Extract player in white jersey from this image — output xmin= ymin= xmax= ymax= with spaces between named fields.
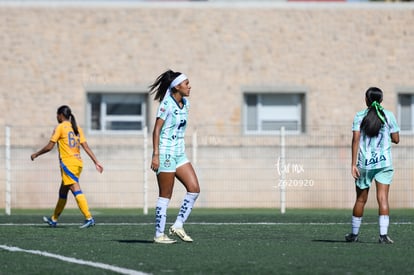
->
xmin=345 ymin=87 xmax=399 ymax=244
xmin=149 ymin=70 xmax=200 ymax=244
xmin=157 ymin=92 xmax=188 ymax=158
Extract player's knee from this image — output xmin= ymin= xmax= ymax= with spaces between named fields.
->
xmin=356 ymin=197 xmax=368 ymax=204
xmin=188 ymin=182 xmax=200 ymax=193
xmin=377 ymin=195 xmax=388 ymax=206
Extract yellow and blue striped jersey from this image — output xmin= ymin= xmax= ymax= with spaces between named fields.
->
xmin=50 ymin=121 xmax=86 ymax=167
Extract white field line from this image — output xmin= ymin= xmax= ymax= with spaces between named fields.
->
xmin=0 ymin=222 xmax=413 ymax=226
xmin=0 ymin=245 xmax=150 ymax=275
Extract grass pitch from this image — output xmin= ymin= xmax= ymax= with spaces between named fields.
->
xmin=1 ymin=208 xmax=414 ymax=274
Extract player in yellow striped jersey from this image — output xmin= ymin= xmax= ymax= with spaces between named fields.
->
xmin=31 ymin=105 xmax=103 ymax=228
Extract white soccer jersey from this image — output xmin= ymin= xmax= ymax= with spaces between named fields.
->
xmin=352 ymin=108 xmax=400 ymax=169
xmin=156 ymin=94 xmax=189 ymax=155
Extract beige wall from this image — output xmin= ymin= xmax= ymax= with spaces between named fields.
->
xmin=2 ymin=3 xmax=414 ymax=143
xmin=1 ymin=2 xmax=414 ymax=209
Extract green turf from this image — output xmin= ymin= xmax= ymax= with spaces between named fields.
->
xmin=1 ymin=208 xmax=414 ymax=274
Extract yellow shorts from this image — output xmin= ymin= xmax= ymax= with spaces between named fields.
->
xmin=60 ymin=160 xmax=83 ymax=185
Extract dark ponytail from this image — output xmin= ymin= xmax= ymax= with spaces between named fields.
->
xmin=149 ymin=69 xmax=182 ymax=102
xmin=360 ymin=87 xmax=387 ymax=137
xmin=57 ymin=105 xmax=79 ymax=136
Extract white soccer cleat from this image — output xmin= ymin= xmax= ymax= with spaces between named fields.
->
xmin=154 ymin=234 xmax=177 ymax=244
xmin=169 ymin=226 xmax=193 ymax=242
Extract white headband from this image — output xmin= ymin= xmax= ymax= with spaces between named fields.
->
xmin=163 ymin=74 xmax=188 ymax=100
xmin=169 ymin=74 xmax=188 ymax=89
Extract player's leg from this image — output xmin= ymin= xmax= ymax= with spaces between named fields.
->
xmin=170 ymin=162 xmax=200 ymax=242
xmin=43 ymin=182 xmax=69 ymax=227
xmin=376 ymin=180 xmax=393 ymax=243
xmin=154 ymin=172 xmax=176 ymax=243
xmin=53 ymin=183 xmax=70 ymax=220
xmin=69 ymin=182 xmax=91 ymax=219
xmin=375 ymin=167 xmax=394 ymax=244
xmin=176 ymin=162 xmax=200 ymax=194
xmin=346 ymin=186 xmax=369 ymax=242
xmin=346 ymin=167 xmax=373 ymax=242
xmin=61 ymin=165 xmax=94 ymax=228
xmin=376 ymin=181 xmax=390 ymax=216
xmin=353 ymin=186 xmax=369 ymax=217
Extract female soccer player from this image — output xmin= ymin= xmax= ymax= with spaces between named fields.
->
xmin=149 ymin=70 xmax=200 ymax=244
xmin=31 ymin=105 xmax=103 ymax=228
xmin=345 ymin=87 xmax=399 ymax=244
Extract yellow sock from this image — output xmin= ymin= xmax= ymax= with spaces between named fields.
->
xmin=52 ymin=197 xmax=67 ymax=221
xmin=74 ymin=191 xmax=92 ymax=220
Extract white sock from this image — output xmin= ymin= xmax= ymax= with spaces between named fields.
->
xmin=172 ymin=192 xmax=199 ymax=229
xmin=379 ymin=215 xmax=389 ymax=235
xmin=155 ymin=197 xmax=170 ymax=238
xmin=351 ymin=216 xmax=362 ymax=235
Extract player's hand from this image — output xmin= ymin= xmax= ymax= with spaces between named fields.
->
xmin=95 ymin=162 xmax=104 ymax=173
xmin=351 ymin=165 xmax=360 ymax=180
xmin=151 ymin=155 xmax=159 ymax=172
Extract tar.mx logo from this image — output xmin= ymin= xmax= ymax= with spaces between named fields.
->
xmin=276 ymin=157 xmax=305 ymax=176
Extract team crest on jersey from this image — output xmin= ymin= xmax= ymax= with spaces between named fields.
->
xmin=164 ymin=154 xmax=171 ymax=168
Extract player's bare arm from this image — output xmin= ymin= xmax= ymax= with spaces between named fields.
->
xmin=31 ymin=141 xmax=55 ymax=161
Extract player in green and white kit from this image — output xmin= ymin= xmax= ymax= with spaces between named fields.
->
xmin=156 ymin=89 xmax=189 ymax=172
xmin=346 ymin=87 xmax=400 ymax=244
xmin=149 ymin=70 xmax=200 ymax=244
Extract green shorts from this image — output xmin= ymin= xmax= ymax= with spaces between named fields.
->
xmin=157 ymin=153 xmax=189 ymax=174
xmin=355 ymin=166 xmax=394 ymax=189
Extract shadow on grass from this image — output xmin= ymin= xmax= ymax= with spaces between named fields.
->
xmin=38 ymin=226 xmax=66 ymax=229
xmin=115 ymin=240 xmax=154 ymax=244
xmin=312 ymin=239 xmax=348 ymax=243
xmin=312 ymin=239 xmax=376 ymax=244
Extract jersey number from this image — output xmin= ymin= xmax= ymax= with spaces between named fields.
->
xmin=68 ymin=131 xmax=79 ymax=148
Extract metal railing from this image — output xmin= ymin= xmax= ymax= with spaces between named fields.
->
xmin=2 ymin=124 xmax=414 ymax=215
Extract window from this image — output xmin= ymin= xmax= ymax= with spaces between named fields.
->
xmin=86 ymin=90 xmax=147 ymax=134
xmin=243 ymin=91 xmax=305 ymax=134
xmin=398 ymin=93 xmax=414 ymax=133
